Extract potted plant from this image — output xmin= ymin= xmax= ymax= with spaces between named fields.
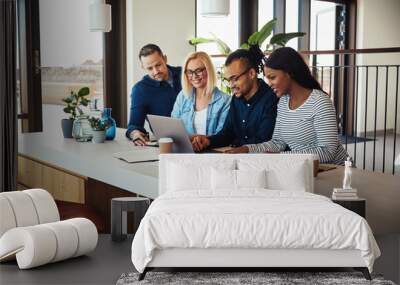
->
xmin=61 ymin=87 xmax=90 ymax=138
xmin=88 ymin=117 xmax=109 ymax=143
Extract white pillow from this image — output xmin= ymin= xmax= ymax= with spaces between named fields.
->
xmin=211 ymin=169 xmax=267 ymax=190
xmin=266 ymin=164 xmax=307 ymax=191
xmin=167 ymin=160 xmax=235 ymax=191
xmin=211 ymin=168 xmax=236 ymax=190
xmin=237 ymin=169 xmax=267 ymax=189
xmin=237 ymin=159 xmax=308 ymax=191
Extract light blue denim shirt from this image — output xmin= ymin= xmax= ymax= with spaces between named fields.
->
xmin=171 ymin=87 xmax=231 ymax=136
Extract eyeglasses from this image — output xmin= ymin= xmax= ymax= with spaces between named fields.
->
xmin=222 ymin=68 xmax=250 ymax=86
xmin=185 ymin=67 xmax=206 ymax=79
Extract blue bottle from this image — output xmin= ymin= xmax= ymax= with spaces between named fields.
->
xmin=102 ymin=108 xmax=116 ymax=140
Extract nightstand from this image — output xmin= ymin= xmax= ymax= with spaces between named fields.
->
xmin=332 ymin=198 xmax=366 ymax=218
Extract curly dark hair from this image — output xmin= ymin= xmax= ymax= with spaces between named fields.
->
xmin=225 ymin=45 xmax=265 ymax=74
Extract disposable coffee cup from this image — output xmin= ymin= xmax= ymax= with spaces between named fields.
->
xmin=312 ymin=154 xmax=319 ymax=177
xmin=159 ymin=137 xmax=173 ymax=154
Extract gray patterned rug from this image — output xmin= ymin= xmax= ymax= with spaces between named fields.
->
xmin=116 ymin=271 xmax=396 ymax=285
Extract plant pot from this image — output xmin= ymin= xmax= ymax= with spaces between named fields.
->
xmin=61 ymin=119 xmax=74 ymax=138
xmin=92 ymin=130 xmax=106 ymax=143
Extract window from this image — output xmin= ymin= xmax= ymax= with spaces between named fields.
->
xmin=17 ymin=0 xmax=43 ymax=132
xmin=258 ymin=0 xmax=274 ymax=50
xmin=309 ymin=0 xmax=347 ymax=97
xmin=310 ymin=1 xmax=338 ymax=66
xmin=39 ymin=0 xmax=104 ymax=111
xmin=16 ymin=1 xmax=21 ymax=118
xmin=285 ymin=0 xmax=299 ymax=50
xmin=196 ymin=0 xmax=240 ymax=68
xmin=258 ymin=0 xmax=274 ymax=30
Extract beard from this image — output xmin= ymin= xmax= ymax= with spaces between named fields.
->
xmin=232 ymin=85 xmax=250 ymax=99
xmin=232 ymin=89 xmax=243 ymax=98
xmin=152 ymin=74 xmax=163 ymax=81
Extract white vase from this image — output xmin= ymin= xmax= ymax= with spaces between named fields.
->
xmin=92 ymin=130 xmax=106 ymax=143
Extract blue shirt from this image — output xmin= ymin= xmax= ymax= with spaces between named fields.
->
xmin=209 ymin=79 xmax=278 ymax=147
xmin=171 ymin=88 xmax=231 ymax=136
xmin=126 ymin=65 xmax=182 ymax=138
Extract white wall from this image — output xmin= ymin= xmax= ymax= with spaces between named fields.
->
xmin=126 ymin=0 xmax=196 ymax=122
xmin=356 ymin=0 xmax=400 ymax=134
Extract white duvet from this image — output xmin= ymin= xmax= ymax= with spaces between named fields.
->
xmin=131 ymin=190 xmax=380 ymax=273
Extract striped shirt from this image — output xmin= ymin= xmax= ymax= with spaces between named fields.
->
xmin=246 ymin=89 xmax=348 ymax=164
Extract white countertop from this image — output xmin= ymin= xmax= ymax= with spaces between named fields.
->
xmin=18 ymin=105 xmax=159 ymax=198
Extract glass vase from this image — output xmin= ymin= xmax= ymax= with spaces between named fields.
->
xmin=102 ymin=108 xmax=116 ymax=140
xmin=72 ymin=115 xmax=93 ymax=142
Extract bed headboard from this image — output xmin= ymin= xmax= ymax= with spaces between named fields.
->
xmin=158 ymin=153 xmax=315 ymax=196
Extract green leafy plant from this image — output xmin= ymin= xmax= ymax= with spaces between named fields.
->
xmin=241 ymin=19 xmax=305 ymax=51
xmin=189 ymin=33 xmax=232 ymax=55
xmin=62 ymin=87 xmax=91 ymax=120
xmin=189 ymin=19 xmax=305 ymax=93
xmin=88 ymin=117 xmax=109 ymax=131
xmin=189 ymin=18 xmax=305 ymax=55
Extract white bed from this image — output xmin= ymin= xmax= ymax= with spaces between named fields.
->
xmin=131 ymin=154 xmax=380 ymax=280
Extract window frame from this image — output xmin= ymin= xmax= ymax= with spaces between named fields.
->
xmin=17 ymin=0 xmax=43 ymax=133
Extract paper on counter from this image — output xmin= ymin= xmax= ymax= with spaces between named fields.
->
xmin=113 ymin=147 xmax=159 ymax=163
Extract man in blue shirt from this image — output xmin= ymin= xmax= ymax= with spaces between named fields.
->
xmin=126 ymin=44 xmax=182 ymax=145
xmin=192 ymin=48 xmax=278 ymax=151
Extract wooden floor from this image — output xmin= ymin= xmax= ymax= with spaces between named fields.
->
xmin=0 ymin=234 xmax=398 ymax=285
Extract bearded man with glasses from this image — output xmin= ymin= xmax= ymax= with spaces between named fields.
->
xmin=192 ymin=47 xmax=278 ymax=152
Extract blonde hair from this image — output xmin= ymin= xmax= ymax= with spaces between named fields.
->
xmin=181 ymin=51 xmax=217 ymax=96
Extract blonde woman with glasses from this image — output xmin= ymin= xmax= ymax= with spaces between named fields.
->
xmin=171 ymin=52 xmax=231 ymax=136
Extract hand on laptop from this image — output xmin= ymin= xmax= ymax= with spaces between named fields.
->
xmin=191 ymin=135 xmax=210 ymax=152
xmin=130 ymin=130 xmax=149 ymax=146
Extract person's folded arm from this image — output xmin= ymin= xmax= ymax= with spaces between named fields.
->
xmin=126 ymin=85 xmax=148 ymax=139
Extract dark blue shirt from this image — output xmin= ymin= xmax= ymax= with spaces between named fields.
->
xmin=209 ymin=79 xmax=278 ymax=147
xmin=126 ymin=65 xmax=182 ymax=138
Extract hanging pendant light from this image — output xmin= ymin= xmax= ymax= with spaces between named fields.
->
xmin=89 ymin=0 xmax=112 ymax=32
xmin=200 ymin=0 xmax=230 ymax=17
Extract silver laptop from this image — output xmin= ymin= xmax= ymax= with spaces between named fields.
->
xmin=147 ymin=115 xmax=194 ymax=153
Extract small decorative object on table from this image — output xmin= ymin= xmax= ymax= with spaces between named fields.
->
xmin=89 ymin=117 xmax=110 ymax=143
xmin=61 ymin=87 xmax=91 ymax=138
xmin=332 ymin=157 xmax=358 ymax=200
xmin=72 ymin=115 xmax=93 ymax=142
xmin=101 ymin=107 xmax=116 ymax=140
